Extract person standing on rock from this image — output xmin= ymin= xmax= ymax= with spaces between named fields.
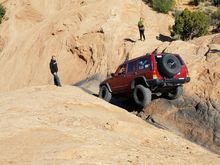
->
xmin=50 ymin=56 xmax=62 ymax=87
xmin=138 ymin=17 xmax=146 ymax=41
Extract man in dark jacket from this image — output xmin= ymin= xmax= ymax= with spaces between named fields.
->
xmin=50 ymin=56 xmax=61 ymax=87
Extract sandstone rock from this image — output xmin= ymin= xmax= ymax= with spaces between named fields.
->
xmin=0 ymin=86 xmax=219 ymax=164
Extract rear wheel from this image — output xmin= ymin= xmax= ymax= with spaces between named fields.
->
xmin=133 ymin=85 xmax=152 ymax=108
xmin=99 ymin=85 xmax=112 ymax=102
xmin=164 ymin=86 xmax=183 ymax=100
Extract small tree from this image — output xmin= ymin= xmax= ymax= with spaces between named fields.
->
xmin=142 ymin=0 xmax=152 ymax=4
xmin=193 ymin=0 xmax=201 ymax=6
xmin=171 ymin=9 xmax=209 ymax=40
xmin=0 ymin=4 xmax=6 ymax=24
xmin=211 ymin=7 xmax=220 ymax=32
xmin=152 ymin=0 xmax=175 ymax=14
xmin=213 ymin=0 xmax=220 ymax=6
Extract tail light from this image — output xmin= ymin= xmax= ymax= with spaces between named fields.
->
xmin=153 ymin=73 xmax=158 ymax=79
xmin=186 ymin=68 xmax=189 ymax=77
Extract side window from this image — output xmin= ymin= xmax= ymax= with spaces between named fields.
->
xmin=138 ymin=58 xmax=150 ymax=70
xmin=118 ymin=65 xmax=126 ymax=75
xmin=127 ymin=62 xmax=136 ymax=73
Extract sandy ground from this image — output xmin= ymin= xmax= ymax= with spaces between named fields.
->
xmin=0 ymin=86 xmax=219 ymax=165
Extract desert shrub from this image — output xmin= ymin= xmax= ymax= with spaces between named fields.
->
xmin=211 ymin=7 xmax=220 ymax=32
xmin=171 ymin=9 xmax=209 ymax=40
xmin=193 ymin=0 xmax=200 ymax=6
xmin=213 ymin=0 xmax=220 ymax=6
xmin=192 ymin=0 xmax=204 ymax=6
xmin=142 ymin=0 xmax=152 ymax=4
xmin=172 ymin=9 xmax=182 ymax=17
xmin=192 ymin=0 xmax=220 ymax=6
xmin=152 ymin=0 xmax=175 ymax=13
xmin=0 ymin=4 xmax=6 ymax=24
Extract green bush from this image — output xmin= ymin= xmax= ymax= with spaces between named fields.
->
xmin=192 ymin=0 xmax=220 ymax=6
xmin=171 ymin=9 xmax=209 ymax=40
xmin=142 ymin=0 xmax=152 ymax=4
xmin=0 ymin=4 xmax=6 ymax=24
xmin=211 ymin=7 xmax=220 ymax=31
xmin=213 ymin=0 xmax=220 ymax=6
xmin=193 ymin=0 xmax=202 ymax=6
xmin=152 ymin=0 xmax=175 ymax=13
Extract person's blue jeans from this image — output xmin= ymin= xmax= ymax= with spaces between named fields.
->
xmin=53 ymin=73 xmax=61 ymax=87
xmin=139 ymin=29 xmax=145 ymax=41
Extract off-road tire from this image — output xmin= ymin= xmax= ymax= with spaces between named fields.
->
xmin=164 ymin=86 xmax=183 ymax=100
xmin=99 ymin=85 xmax=112 ymax=102
xmin=158 ymin=54 xmax=181 ymax=78
xmin=133 ymin=85 xmax=152 ymax=108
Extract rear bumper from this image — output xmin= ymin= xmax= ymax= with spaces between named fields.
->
xmin=147 ymin=77 xmax=190 ymax=86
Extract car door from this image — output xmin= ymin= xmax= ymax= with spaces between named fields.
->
xmin=111 ymin=62 xmax=137 ymax=94
xmin=109 ymin=64 xmax=127 ymax=93
xmin=123 ymin=61 xmax=137 ymax=92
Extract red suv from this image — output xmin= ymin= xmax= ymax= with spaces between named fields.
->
xmin=99 ymin=53 xmax=190 ymax=107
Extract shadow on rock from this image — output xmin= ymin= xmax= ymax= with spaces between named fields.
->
xmin=123 ymin=38 xmax=136 ymax=43
xmin=156 ymin=34 xmax=173 ymax=42
xmin=109 ymin=95 xmax=162 ymax=114
xmin=109 ymin=97 xmax=143 ymax=112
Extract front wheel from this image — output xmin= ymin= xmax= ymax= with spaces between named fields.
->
xmin=133 ymin=85 xmax=152 ymax=108
xmin=164 ymin=86 xmax=183 ymax=100
xmin=99 ymin=86 xmax=112 ymax=102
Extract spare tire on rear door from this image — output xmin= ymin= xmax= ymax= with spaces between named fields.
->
xmin=158 ymin=54 xmax=181 ymax=78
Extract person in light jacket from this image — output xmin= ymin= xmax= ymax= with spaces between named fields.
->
xmin=138 ymin=17 xmax=146 ymax=41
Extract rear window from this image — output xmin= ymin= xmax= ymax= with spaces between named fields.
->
xmin=138 ymin=58 xmax=151 ymax=70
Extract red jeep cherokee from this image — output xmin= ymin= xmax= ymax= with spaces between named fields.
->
xmin=99 ymin=53 xmax=190 ymax=107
